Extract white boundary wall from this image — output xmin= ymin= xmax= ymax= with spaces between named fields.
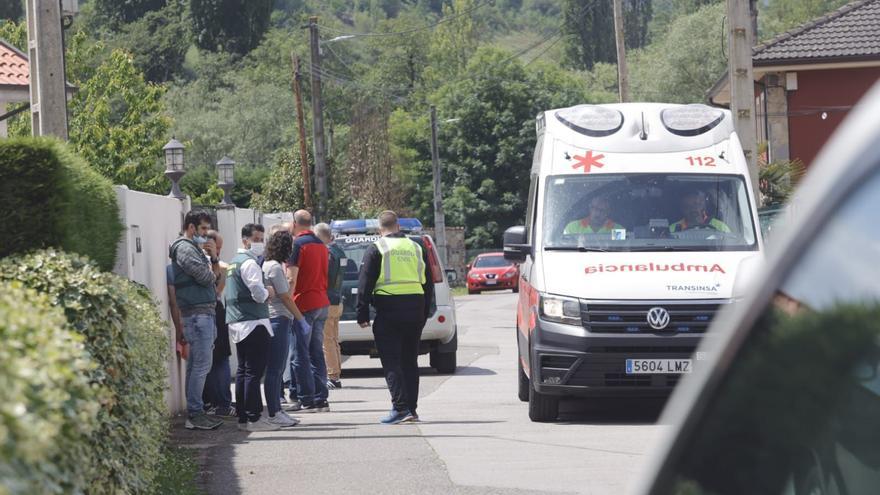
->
xmin=113 ymin=186 xmax=190 ymax=413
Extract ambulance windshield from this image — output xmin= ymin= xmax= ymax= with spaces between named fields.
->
xmin=542 ymin=173 xmax=758 ymax=252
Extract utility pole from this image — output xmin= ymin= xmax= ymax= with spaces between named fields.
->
xmin=429 ymin=105 xmax=448 ymax=266
xmin=727 ymin=0 xmax=760 ymax=202
xmin=306 ymin=16 xmax=328 ymax=221
xmin=25 ymin=0 xmax=69 ymax=139
xmin=292 ymin=54 xmax=313 ymax=212
xmin=612 ymin=0 xmax=630 ymax=102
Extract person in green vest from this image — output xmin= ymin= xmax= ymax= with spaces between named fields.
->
xmin=564 ymin=196 xmax=624 ymax=235
xmin=357 ymin=211 xmax=434 ymax=424
xmin=225 ymin=223 xmax=282 ymax=432
xmin=669 ymin=190 xmax=732 ymax=233
xmin=170 ymin=210 xmax=223 ymax=431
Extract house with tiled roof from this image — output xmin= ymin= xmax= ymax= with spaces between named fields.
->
xmin=709 ymin=0 xmax=880 ymax=167
xmin=0 ymin=38 xmax=31 ymax=137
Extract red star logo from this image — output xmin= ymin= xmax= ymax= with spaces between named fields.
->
xmin=572 ymin=150 xmax=605 ymax=173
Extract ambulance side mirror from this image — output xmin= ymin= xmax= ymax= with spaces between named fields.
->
xmin=503 ymin=226 xmax=531 ymax=263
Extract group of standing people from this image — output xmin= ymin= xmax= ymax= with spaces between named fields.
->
xmin=168 ymin=209 xmax=433 ymax=430
xmin=169 ymin=209 xmax=345 ymax=431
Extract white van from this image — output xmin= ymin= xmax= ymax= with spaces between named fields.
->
xmin=503 ymin=103 xmax=763 ymax=422
xmin=330 ymin=219 xmax=459 ymax=374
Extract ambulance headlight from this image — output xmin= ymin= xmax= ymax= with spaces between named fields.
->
xmin=540 ymin=294 xmax=582 ymax=326
xmin=555 ymin=105 xmax=624 ymax=137
xmin=661 ymin=104 xmax=725 ymax=136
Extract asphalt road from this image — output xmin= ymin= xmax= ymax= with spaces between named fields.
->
xmin=176 ymin=292 xmax=667 ymax=494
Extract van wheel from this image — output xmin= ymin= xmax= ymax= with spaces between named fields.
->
xmin=512 ymin=286 xmax=519 ymax=293
xmin=431 ymin=350 xmax=457 ymax=374
xmin=518 ymin=360 xmax=529 ymax=402
xmin=528 ymin=380 xmax=559 ymax=422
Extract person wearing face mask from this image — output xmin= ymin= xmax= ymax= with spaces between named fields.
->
xmin=225 ymin=223 xmax=280 ymax=431
xmin=202 ymin=230 xmax=235 ymax=417
xmin=170 ymin=210 xmax=223 ymax=431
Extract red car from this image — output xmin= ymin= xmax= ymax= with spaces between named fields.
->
xmin=466 ymin=253 xmax=519 ymax=295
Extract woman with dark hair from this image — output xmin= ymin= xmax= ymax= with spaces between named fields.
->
xmin=261 ymin=229 xmax=307 ymax=427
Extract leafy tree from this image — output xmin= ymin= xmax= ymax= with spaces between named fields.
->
xmin=563 ymin=0 xmax=653 ymax=70
xmin=69 ymin=50 xmax=171 ymax=194
xmin=91 ymin=0 xmax=168 ymax=26
xmin=393 ymin=47 xmax=590 ymax=248
xmin=166 ymin=74 xmax=296 ymax=170
xmin=250 ymin=150 xmax=305 ymax=213
xmin=625 ymin=0 xmax=653 ymax=49
xmin=110 ymin=1 xmax=191 ymax=82
xmin=426 ymin=0 xmax=481 ymax=82
xmin=0 ymin=0 xmax=23 ymax=21
xmin=647 ymin=0 xmax=719 ymax=40
xmin=629 ymin=2 xmax=726 ymax=103
xmin=0 ymin=19 xmax=25 ymax=52
xmin=562 ymin=0 xmax=615 ymax=70
xmin=190 ymin=0 xmax=274 ymax=54
xmin=346 ymin=99 xmax=409 ymax=215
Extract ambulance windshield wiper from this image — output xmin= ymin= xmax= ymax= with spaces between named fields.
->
xmin=544 ymin=246 xmax=609 ymax=252
xmin=627 ymin=245 xmax=703 ymax=252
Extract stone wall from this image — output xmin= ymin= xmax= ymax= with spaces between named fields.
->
xmin=423 ymin=226 xmax=467 ymax=284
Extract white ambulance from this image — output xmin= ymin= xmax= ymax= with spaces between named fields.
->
xmin=504 ymin=103 xmax=763 ymax=421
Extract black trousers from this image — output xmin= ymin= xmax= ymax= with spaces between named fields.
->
xmin=235 ymin=325 xmax=270 ymax=423
xmin=373 ymin=307 xmax=426 ymax=413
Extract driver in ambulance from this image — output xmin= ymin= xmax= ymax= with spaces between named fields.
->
xmin=669 ymin=190 xmax=731 ymax=233
xmin=564 ymin=196 xmax=624 ymax=235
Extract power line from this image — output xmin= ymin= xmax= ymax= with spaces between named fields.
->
xmin=524 ymin=33 xmax=566 ymax=67
xmin=319 ymin=0 xmax=493 ymax=38
xmin=322 ymin=41 xmax=359 ymax=76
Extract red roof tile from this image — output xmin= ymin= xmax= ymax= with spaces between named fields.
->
xmin=0 ymin=39 xmax=29 ymax=87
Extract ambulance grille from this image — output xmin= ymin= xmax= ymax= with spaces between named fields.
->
xmin=581 ymin=301 xmax=729 ymax=334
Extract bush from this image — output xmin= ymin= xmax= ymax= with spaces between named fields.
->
xmin=0 ymin=250 xmax=169 ymax=494
xmin=0 ymin=282 xmax=100 ymax=494
xmin=0 ymin=138 xmax=123 ymax=271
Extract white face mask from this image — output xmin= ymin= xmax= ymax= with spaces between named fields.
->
xmin=249 ymin=242 xmax=265 ymax=257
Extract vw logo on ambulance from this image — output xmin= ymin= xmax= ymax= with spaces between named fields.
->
xmin=646 ymin=307 xmax=671 ymax=330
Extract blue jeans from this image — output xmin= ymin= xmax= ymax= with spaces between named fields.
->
xmin=203 ymin=356 xmax=232 ymax=410
xmin=285 ymin=327 xmax=297 ymax=399
xmin=183 ymin=313 xmax=216 ymax=417
xmin=266 ymin=316 xmax=292 ymax=415
xmin=291 ymin=306 xmax=330 ymax=405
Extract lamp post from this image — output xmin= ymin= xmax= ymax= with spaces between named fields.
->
xmin=217 ymin=156 xmax=235 ymax=207
xmin=163 ymin=138 xmax=186 ymax=199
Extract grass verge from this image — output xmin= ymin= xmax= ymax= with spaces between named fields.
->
xmin=150 ymin=443 xmax=202 ymax=495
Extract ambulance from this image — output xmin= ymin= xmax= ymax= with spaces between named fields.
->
xmin=503 ymin=103 xmax=763 ymax=421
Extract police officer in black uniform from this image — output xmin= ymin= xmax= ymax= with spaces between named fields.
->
xmin=357 ymin=211 xmax=434 ymax=424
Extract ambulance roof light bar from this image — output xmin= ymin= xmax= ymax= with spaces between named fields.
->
xmin=555 ymin=105 xmax=624 ymax=137
xmin=661 ymin=104 xmax=725 ymax=137
xmin=331 ymin=218 xmax=423 ymax=235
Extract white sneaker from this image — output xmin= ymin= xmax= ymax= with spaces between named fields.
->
xmin=283 ymin=400 xmax=302 ymax=412
xmin=268 ymin=412 xmax=299 ymax=428
xmin=278 ymin=410 xmax=301 ymax=426
xmin=247 ymin=417 xmax=281 ymax=432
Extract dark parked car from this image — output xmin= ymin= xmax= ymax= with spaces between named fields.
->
xmin=634 ymin=82 xmax=880 ymax=495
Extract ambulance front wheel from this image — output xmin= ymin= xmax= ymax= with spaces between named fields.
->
xmin=529 ymin=380 xmax=559 ymax=422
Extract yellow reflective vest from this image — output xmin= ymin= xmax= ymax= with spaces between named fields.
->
xmin=374 ymin=236 xmax=426 ymax=296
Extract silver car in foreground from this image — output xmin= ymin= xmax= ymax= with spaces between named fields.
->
xmin=634 ymin=81 xmax=880 ymax=495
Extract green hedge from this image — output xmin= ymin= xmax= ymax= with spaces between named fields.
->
xmin=0 ymin=282 xmax=100 ymax=495
xmin=0 ymin=138 xmax=123 ymax=271
xmin=0 ymin=250 xmax=168 ymax=494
